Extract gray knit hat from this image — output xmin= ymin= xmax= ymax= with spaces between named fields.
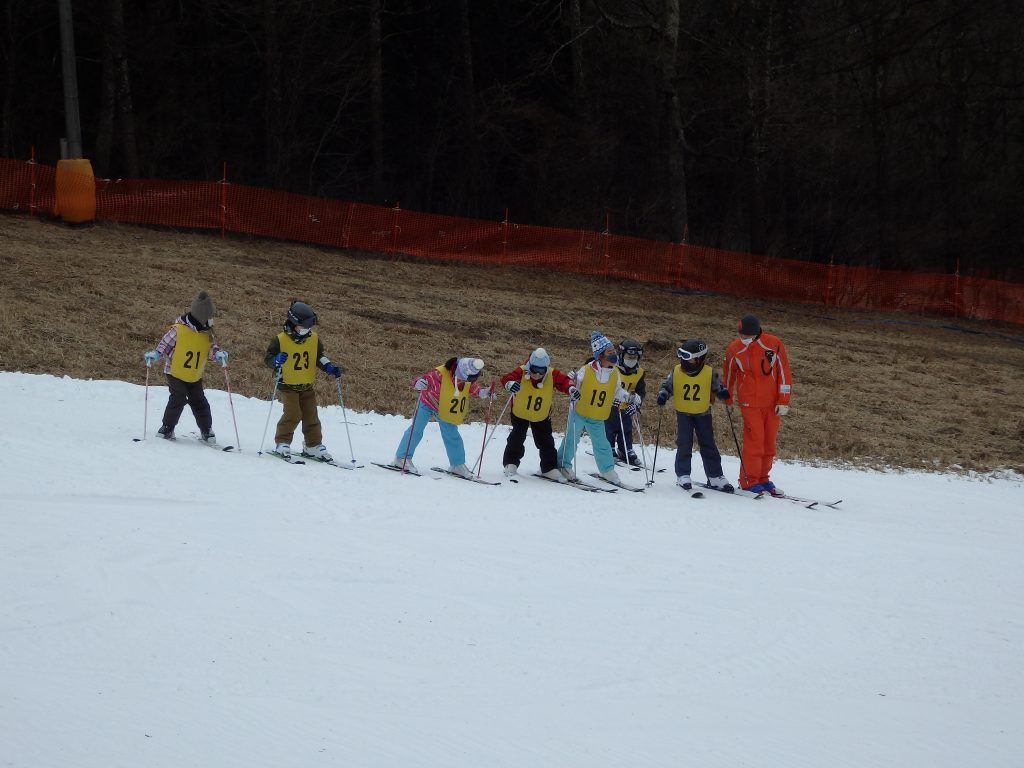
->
xmin=190 ymin=291 xmax=215 ymax=324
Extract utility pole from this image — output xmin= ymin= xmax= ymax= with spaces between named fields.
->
xmin=58 ymin=0 xmax=83 ymax=159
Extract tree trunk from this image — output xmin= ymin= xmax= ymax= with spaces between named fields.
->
xmin=457 ymin=0 xmax=478 ymax=214
xmin=659 ymin=0 xmax=688 ymax=242
xmin=107 ymin=0 xmax=139 ymax=177
xmin=369 ymin=0 xmax=385 ymax=201
xmin=94 ymin=38 xmax=115 ymax=175
xmin=263 ymin=0 xmax=285 ymax=188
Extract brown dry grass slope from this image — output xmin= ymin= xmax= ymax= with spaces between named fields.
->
xmin=2 ymin=214 xmax=1023 ymax=474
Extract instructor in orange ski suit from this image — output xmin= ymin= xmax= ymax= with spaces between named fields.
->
xmin=721 ymin=315 xmax=792 ymax=494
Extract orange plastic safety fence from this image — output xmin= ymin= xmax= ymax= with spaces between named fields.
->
xmin=2 ymin=157 xmax=1021 ymax=325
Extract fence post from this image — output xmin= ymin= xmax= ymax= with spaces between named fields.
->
xmin=219 ymin=162 xmax=228 ymax=239
xmin=954 ymin=255 xmax=962 ymax=319
xmin=342 ymin=201 xmax=354 ymax=249
xmin=673 ymin=241 xmax=684 ymax=288
xmin=501 ymin=207 xmax=509 ymax=268
xmin=603 ymin=211 xmax=610 ymax=283
xmin=390 ymin=201 xmax=402 ymax=258
xmin=825 ymin=253 xmax=835 ymax=308
xmin=29 ymin=147 xmax=37 ymax=217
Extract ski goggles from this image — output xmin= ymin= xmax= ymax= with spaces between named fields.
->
xmin=528 ymin=365 xmax=548 ymax=377
xmin=677 ymin=346 xmax=707 ymax=361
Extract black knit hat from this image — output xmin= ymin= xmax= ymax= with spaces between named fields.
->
xmin=738 ymin=314 xmax=761 ymax=336
xmin=190 ymin=291 xmax=215 ymax=324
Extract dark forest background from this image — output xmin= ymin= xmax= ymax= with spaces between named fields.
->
xmin=2 ymin=0 xmax=1022 ymax=277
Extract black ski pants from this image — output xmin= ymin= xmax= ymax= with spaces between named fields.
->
xmin=503 ymin=413 xmax=558 ymax=472
xmin=605 ymin=408 xmax=635 ymax=455
xmin=674 ymin=410 xmax=723 ymax=479
xmin=162 ymin=374 xmax=212 ymax=434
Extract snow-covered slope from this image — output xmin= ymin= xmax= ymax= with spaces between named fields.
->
xmin=2 ymin=372 xmax=1021 ymax=767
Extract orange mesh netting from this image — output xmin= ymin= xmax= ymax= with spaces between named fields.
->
xmin=2 ymin=157 xmax=1020 ymax=325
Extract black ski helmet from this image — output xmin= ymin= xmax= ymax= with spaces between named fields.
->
xmin=617 ymin=339 xmax=643 ymax=371
xmin=286 ymin=301 xmax=317 ymax=330
xmin=677 ymin=339 xmax=708 ymax=374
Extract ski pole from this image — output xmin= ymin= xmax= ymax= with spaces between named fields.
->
xmin=142 ymin=361 xmax=151 ymax=439
xmin=335 ymin=377 xmax=357 ymax=466
xmin=632 ymin=411 xmax=653 ymax=486
xmin=474 ymin=379 xmax=496 ymax=477
xmin=724 ymin=404 xmax=748 ymax=486
xmin=651 ymin=405 xmax=664 ymax=478
xmin=473 ymin=390 xmax=512 ymax=475
xmin=399 ymin=392 xmax=422 ymax=474
xmin=257 ymin=370 xmax=282 ymax=455
xmin=221 ymin=362 xmax=242 ymax=451
xmin=617 ymin=407 xmax=628 ymax=462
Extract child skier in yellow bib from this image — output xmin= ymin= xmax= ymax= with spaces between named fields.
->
xmin=143 ymin=290 xmax=228 ymax=443
xmin=655 ymin=339 xmax=734 ymax=493
xmin=263 ymin=300 xmax=343 ymax=462
xmin=557 ymin=331 xmax=640 ymax=483
xmin=499 ymin=348 xmax=575 ymax=480
xmin=389 ymin=357 xmax=492 ymax=477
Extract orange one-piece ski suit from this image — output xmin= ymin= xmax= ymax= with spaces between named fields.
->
xmin=722 ymin=332 xmax=792 ymax=489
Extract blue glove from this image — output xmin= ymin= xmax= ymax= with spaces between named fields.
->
xmin=273 ymin=352 xmax=288 ymax=368
xmin=478 ymin=385 xmax=492 ymax=399
xmin=568 ymin=386 xmax=581 ymax=402
xmin=717 ymin=387 xmax=730 ymax=401
xmin=143 ymin=350 xmax=160 ymax=365
xmin=505 ymin=380 xmax=521 ymax=394
xmin=215 ymin=350 xmax=229 ymax=366
xmin=324 ymin=362 xmax=342 ymax=379
xmin=656 ymin=390 xmax=668 ymax=406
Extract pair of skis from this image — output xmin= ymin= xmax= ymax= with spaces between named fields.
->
xmin=695 ymin=483 xmax=842 ymax=509
xmin=268 ymin=450 xmax=363 ymax=470
xmin=133 ymin=432 xmax=234 ymax=451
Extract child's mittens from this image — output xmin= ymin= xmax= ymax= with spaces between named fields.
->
xmin=623 ymin=393 xmax=641 ymax=415
xmin=478 ymin=385 xmax=492 ymax=399
xmin=215 ymin=350 xmax=229 ymax=366
xmin=656 ymin=390 xmax=668 ymax=406
xmin=273 ymin=352 xmax=288 ymax=368
xmin=324 ymin=362 xmax=342 ymax=379
xmin=413 ymin=378 xmax=429 ymax=391
xmin=567 ymin=386 xmax=581 ymax=402
xmin=775 ymin=404 xmax=789 ymax=416
xmin=143 ymin=350 xmax=160 ymax=365
xmin=505 ymin=380 xmax=521 ymax=394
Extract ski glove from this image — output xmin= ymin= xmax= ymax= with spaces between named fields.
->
xmin=656 ymin=390 xmax=668 ymax=406
xmin=505 ymin=380 xmax=521 ymax=394
xmin=413 ymin=377 xmax=429 ymax=391
xmin=324 ymin=363 xmax=342 ymax=379
xmin=717 ymin=387 xmax=730 ymax=401
xmin=273 ymin=352 xmax=288 ymax=368
xmin=478 ymin=386 xmax=492 ymax=399
xmin=623 ymin=393 xmax=641 ymax=416
xmin=568 ymin=386 xmax=581 ymax=402
xmin=775 ymin=404 xmax=790 ymax=416
xmin=215 ymin=350 xmax=229 ymax=366
xmin=143 ymin=350 xmax=160 ymax=365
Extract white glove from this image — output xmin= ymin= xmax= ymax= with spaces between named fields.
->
xmin=414 ymin=378 xmax=429 ymax=391
xmin=215 ymin=350 xmax=229 ymax=366
xmin=775 ymin=404 xmax=790 ymax=416
xmin=568 ymin=386 xmax=581 ymax=402
xmin=505 ymin=380 xmax=521 ymax=394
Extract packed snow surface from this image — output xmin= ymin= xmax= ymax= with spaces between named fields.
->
xmin=2 ymin=372 xmax=1021 ymax=767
